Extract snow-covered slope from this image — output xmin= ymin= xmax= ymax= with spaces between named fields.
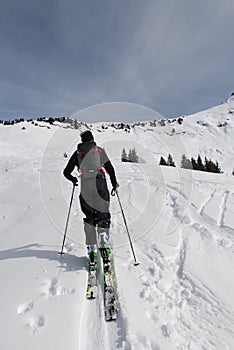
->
xmin=1 ymin=98 xmax=234 ymax=349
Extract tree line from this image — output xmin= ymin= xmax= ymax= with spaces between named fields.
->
xmin=121 ymin=149 xmax=223 ymax=174
xmin=159 ymin=153 xmax=222 ymax=173
xmin=181 ymin=154 xmax=221 ymax=173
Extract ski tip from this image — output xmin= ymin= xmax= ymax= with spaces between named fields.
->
xmin=134 ymin=262 xmax=140 ymax=266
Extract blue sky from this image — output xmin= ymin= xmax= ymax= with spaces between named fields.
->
xmin=0 ymin=0 xmax=234 ymax=122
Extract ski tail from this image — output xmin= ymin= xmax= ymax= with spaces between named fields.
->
xmin=99 ymin=247 xmax=118 ymax=321
xmin=86 ymin=259 xmax=97 ymax=299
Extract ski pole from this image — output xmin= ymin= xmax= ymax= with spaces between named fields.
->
xmin=113 ymin=189 xmax=140 ymax=266
xmin=59 ymin=183 xmax=77 ymax=255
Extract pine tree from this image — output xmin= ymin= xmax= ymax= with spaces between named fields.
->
xmin=167 ymin=154 xmax=176 ymax=167
xmin=181 ymin=154 xmax=187 ymax=168
xmin=204 ymin=157 xmax=209 ymax=172
xmin=128 ymin=149 xmax=133 ymax=162
xmin=74 ymin=119 xmax=78 ymax=129
xmin=48 ymin=117 xmax=54 ymax=125
xmin=159 ymin=156 xmax=167 ymax=166
xmin=191 ymin=157 xmax=197 ymax=170
xmin=215 ymin=161 xmax=221 ymax=173
xmin=205 ymin=158 xmax=215 ymax=172
xmin=121 ymin=148 xmax=128 ymax=162
xmin=197 ymin=154 xmax=205 ymax=171
xmin=131 ymin=148 xmax=138 ymax=163
xmin=181 ymin=154 xmax=192 ymax=169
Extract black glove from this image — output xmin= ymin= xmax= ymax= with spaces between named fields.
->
xmin=71 ymin=176 xmax=78 ymax=186
xmin=111 ymin=183 xmax=119 ymax=195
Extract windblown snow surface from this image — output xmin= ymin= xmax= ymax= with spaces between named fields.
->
xmin=1 ymin=97 xmax=234 ymax=349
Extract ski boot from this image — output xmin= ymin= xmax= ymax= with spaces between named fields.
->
xmin=98 ymin=229 xmax=110 ymax=248
xmin=87 ymin=244 xmax=97 ymax=264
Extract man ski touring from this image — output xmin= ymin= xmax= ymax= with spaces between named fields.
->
xmin=63 ymin=130 xmax=119 ymax=262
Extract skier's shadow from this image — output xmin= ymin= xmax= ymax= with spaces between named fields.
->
xmin=0 ymin=243 xmax=87 ymax=271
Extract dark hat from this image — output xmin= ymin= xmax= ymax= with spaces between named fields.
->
xmin=80 ymin=130 xmax=94 ymax=142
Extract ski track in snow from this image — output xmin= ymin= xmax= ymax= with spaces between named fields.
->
xmin=139 ymin=242 xmax=234 ymax=349
xmin=218 ymin=190 xmax=229 ymax=228
xmin=121 ymin=177 xmax=234 ymax=349
xmin=78 ymin=253 xmax=130 ymax=350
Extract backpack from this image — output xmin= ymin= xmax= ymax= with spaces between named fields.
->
xmin=77 ymin=143 xmax=106 ymax=179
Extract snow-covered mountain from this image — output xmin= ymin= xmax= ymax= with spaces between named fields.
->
xmin=1 ymin=97 xmax=234 ymax=350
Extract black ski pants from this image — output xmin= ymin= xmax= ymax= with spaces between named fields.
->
xmin=79 ymin=175 xmax=111 ymax=245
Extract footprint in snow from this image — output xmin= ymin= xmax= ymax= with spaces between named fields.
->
xmin=17 ymin=301 xmax=34 ymax=315
xmin=42 ymin=278 xmax=75 ymax=298
xmin=28 ymin=316 xmax=46 ymax=335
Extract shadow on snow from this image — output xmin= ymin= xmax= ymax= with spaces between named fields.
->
xmin=0 ymin=243 xmax=87 ymax=271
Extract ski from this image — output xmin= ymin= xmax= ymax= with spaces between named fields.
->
xmin=86 ymin=260 xmax=97 ymax=299
xmin=100 ymin=247 xmax=118 ymax=321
